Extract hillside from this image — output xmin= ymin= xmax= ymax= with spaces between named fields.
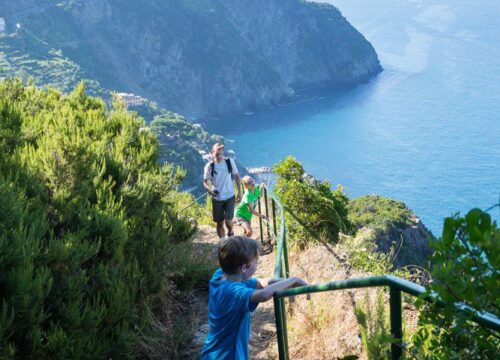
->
xmin=348 ymin=195 xmax=434 ymax=269
xmin=0 ymin=0 xmax=381 ymax=119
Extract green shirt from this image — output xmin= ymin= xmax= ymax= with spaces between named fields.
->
xmin=234 ymin=186 xmax=261 ymax=221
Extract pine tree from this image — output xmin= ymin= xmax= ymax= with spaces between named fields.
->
xmin=0 ymin=78 xmax=193 ymax=358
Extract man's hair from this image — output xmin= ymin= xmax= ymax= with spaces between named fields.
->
xmin=218 ymin=236 xmax=261 ymax=275
xmin=212 ymin=142 xmax=224 ymax=153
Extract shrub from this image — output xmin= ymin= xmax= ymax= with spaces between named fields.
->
xmin=0 ymin=79 xmax=194 ymax=358
xmin=411 ymin=208 xmax=499 ymax=359
xmin=274 ymin=156 xmax=352 ymax=248
xmin=354 ymin=290 xmax=393 ymax=359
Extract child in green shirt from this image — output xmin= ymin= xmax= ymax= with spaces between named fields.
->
xmin=234 ymin=176 xmax=266 ymax=238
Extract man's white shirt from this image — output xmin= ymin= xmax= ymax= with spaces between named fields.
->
xmin=203 ymin=158 xmax=238 ymax=201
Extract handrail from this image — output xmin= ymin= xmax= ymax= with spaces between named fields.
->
xmin=276 ymin=275 xmax=500 ymax=332
xmin=262 ymin=187 xmax=288 ymax=279
xmin=258 ymin=185 xmax=500 ymax=360
xmin=177 ymin=191 xmax=208 ymax=213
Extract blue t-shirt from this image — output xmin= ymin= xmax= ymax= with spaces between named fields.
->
xmin=201 ymin=268 xmax=259 ymax=360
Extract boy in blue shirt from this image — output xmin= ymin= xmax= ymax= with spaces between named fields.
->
xmin=201 ymin=236 xmax=309 ymax=360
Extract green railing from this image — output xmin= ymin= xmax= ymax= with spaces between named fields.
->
xmin=256 ymin=186 xmax=500 ymax=360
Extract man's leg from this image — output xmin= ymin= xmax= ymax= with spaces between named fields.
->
xmin=223 ymin=196 xmax=236 ymax=236
xmin=212 ymin=199 xmax=225 ymax=239
xmin=225 ymin=218 xmax=234 ymax=236
xmin=216 ymin=221 xmax=225 ymax=238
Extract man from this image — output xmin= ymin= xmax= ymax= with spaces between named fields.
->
xmin=203 ymin=143 xmax=242 ymax=238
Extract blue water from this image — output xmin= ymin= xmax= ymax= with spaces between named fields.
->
xmin=206 ymin=0 xmax=500 ymax=235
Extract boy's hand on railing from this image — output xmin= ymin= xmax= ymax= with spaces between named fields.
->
xmin=289 ymin=277 xmax=310 ymax=303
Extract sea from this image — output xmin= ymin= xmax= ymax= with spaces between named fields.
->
xmin=205 ymin=0 xmax=500 ymax=235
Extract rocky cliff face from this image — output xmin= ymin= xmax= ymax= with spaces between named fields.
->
xmin=216 ymin=0 xmax=381 ymax=90
xmin=0 ymin=0 xmax=381 ymax=119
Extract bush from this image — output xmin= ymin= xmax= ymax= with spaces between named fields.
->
xmin=0 ymin=79 xmax=194 ymax=358
xmin=354 ymin=290 xmax=393 ymax=359
xmin=348 ymin=195 xmax=414 ymax=231
xmin=274 ymin=156 xmax=352 ymax=248
xmin=411 ymin=208 xmax=499 ymax=359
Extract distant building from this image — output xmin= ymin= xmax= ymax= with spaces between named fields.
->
xmin=116 ymin=92 xmax=144 ymax=108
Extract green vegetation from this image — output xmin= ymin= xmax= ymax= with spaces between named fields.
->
xmin=2 ymin=15 xmax=226 ymax=192
xmin=354 ymin=290 xmax=393 ymax=360
xmin=150 ymin=113 xmax=222 ymax=192
xmin=348 ymin=195 xmax=414 ymax=230
xmin=411 ymin=208 xmax=499 ymax=359
xmin=272 ymin=156 xmax=499 ymax=357
xmin=274 ymin=156 xmax=352 ymax=248
xmin=273 ymin=157 xmax=431 ymax=273
xmin=0 ymin=29 xmax=105 ymax=98
xmin=349 ymin=207 xmax=500 ymax=360
xmin=0 ymin=79 xmax=199 ymax=358
xmin=348 ymin=195 xmax=433 ymax=268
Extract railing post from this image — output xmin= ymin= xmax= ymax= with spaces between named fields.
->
xmin=274 ymin=296 xmax=288 ymax=360
xmin=264 ymin=187 xmax=270 ymax=239
xmin=282 ymin=226 xmax=290 ymax=278
xmin=281 ymin=298 xmax=289 ymax=359
xmin=257 ymin=193 xmax=264 ymax=243
xmin=272 ymin=198 xmax=278 ymax=238
xmin=389 ymin=287 xmax=403 ymax=360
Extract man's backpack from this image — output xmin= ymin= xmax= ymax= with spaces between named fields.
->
xmin=210 ymin=158 xmax=233 ymax=178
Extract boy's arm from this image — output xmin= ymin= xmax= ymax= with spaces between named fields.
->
xmin=247 ymin=203 xmax=265 ymax=219
xmin=256 ymin=277 xmax=282 ymax=289
xmin=251 ymin=277 xmax=308 ymax=303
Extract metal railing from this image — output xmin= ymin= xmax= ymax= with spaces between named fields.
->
xmin=256 ymin=186 xmax=500 ymax=360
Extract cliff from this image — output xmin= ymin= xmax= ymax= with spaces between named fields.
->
xmin=348 ymin=195 xmax=434 ymax=268
xmin=0 ymin=0 xmax=381 ymax=119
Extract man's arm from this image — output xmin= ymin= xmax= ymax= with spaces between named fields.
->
xmin=251 ymin=277 xmax=308 ymax=303
xmin=233 ymin=173 xmax=242 ymax=202
xmin=203 ymin=163 xmax=214 ymax=194
xmin=203 ymin=179 xmax=215 ymax=195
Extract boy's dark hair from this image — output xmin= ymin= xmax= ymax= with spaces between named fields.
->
xmin=218 ymin=236 xmax=261 ymax=275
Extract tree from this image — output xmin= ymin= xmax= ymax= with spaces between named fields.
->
xmin=274 ymin=156 xmax=352 ymax=248
xmin=412 ymin=208 xmax=499 ymax=359
xmin=0 ymin=79 xmax=193 ymax=358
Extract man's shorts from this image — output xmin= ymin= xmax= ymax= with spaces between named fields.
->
xmin=212 ymin=196 xmax=235 ymax=222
